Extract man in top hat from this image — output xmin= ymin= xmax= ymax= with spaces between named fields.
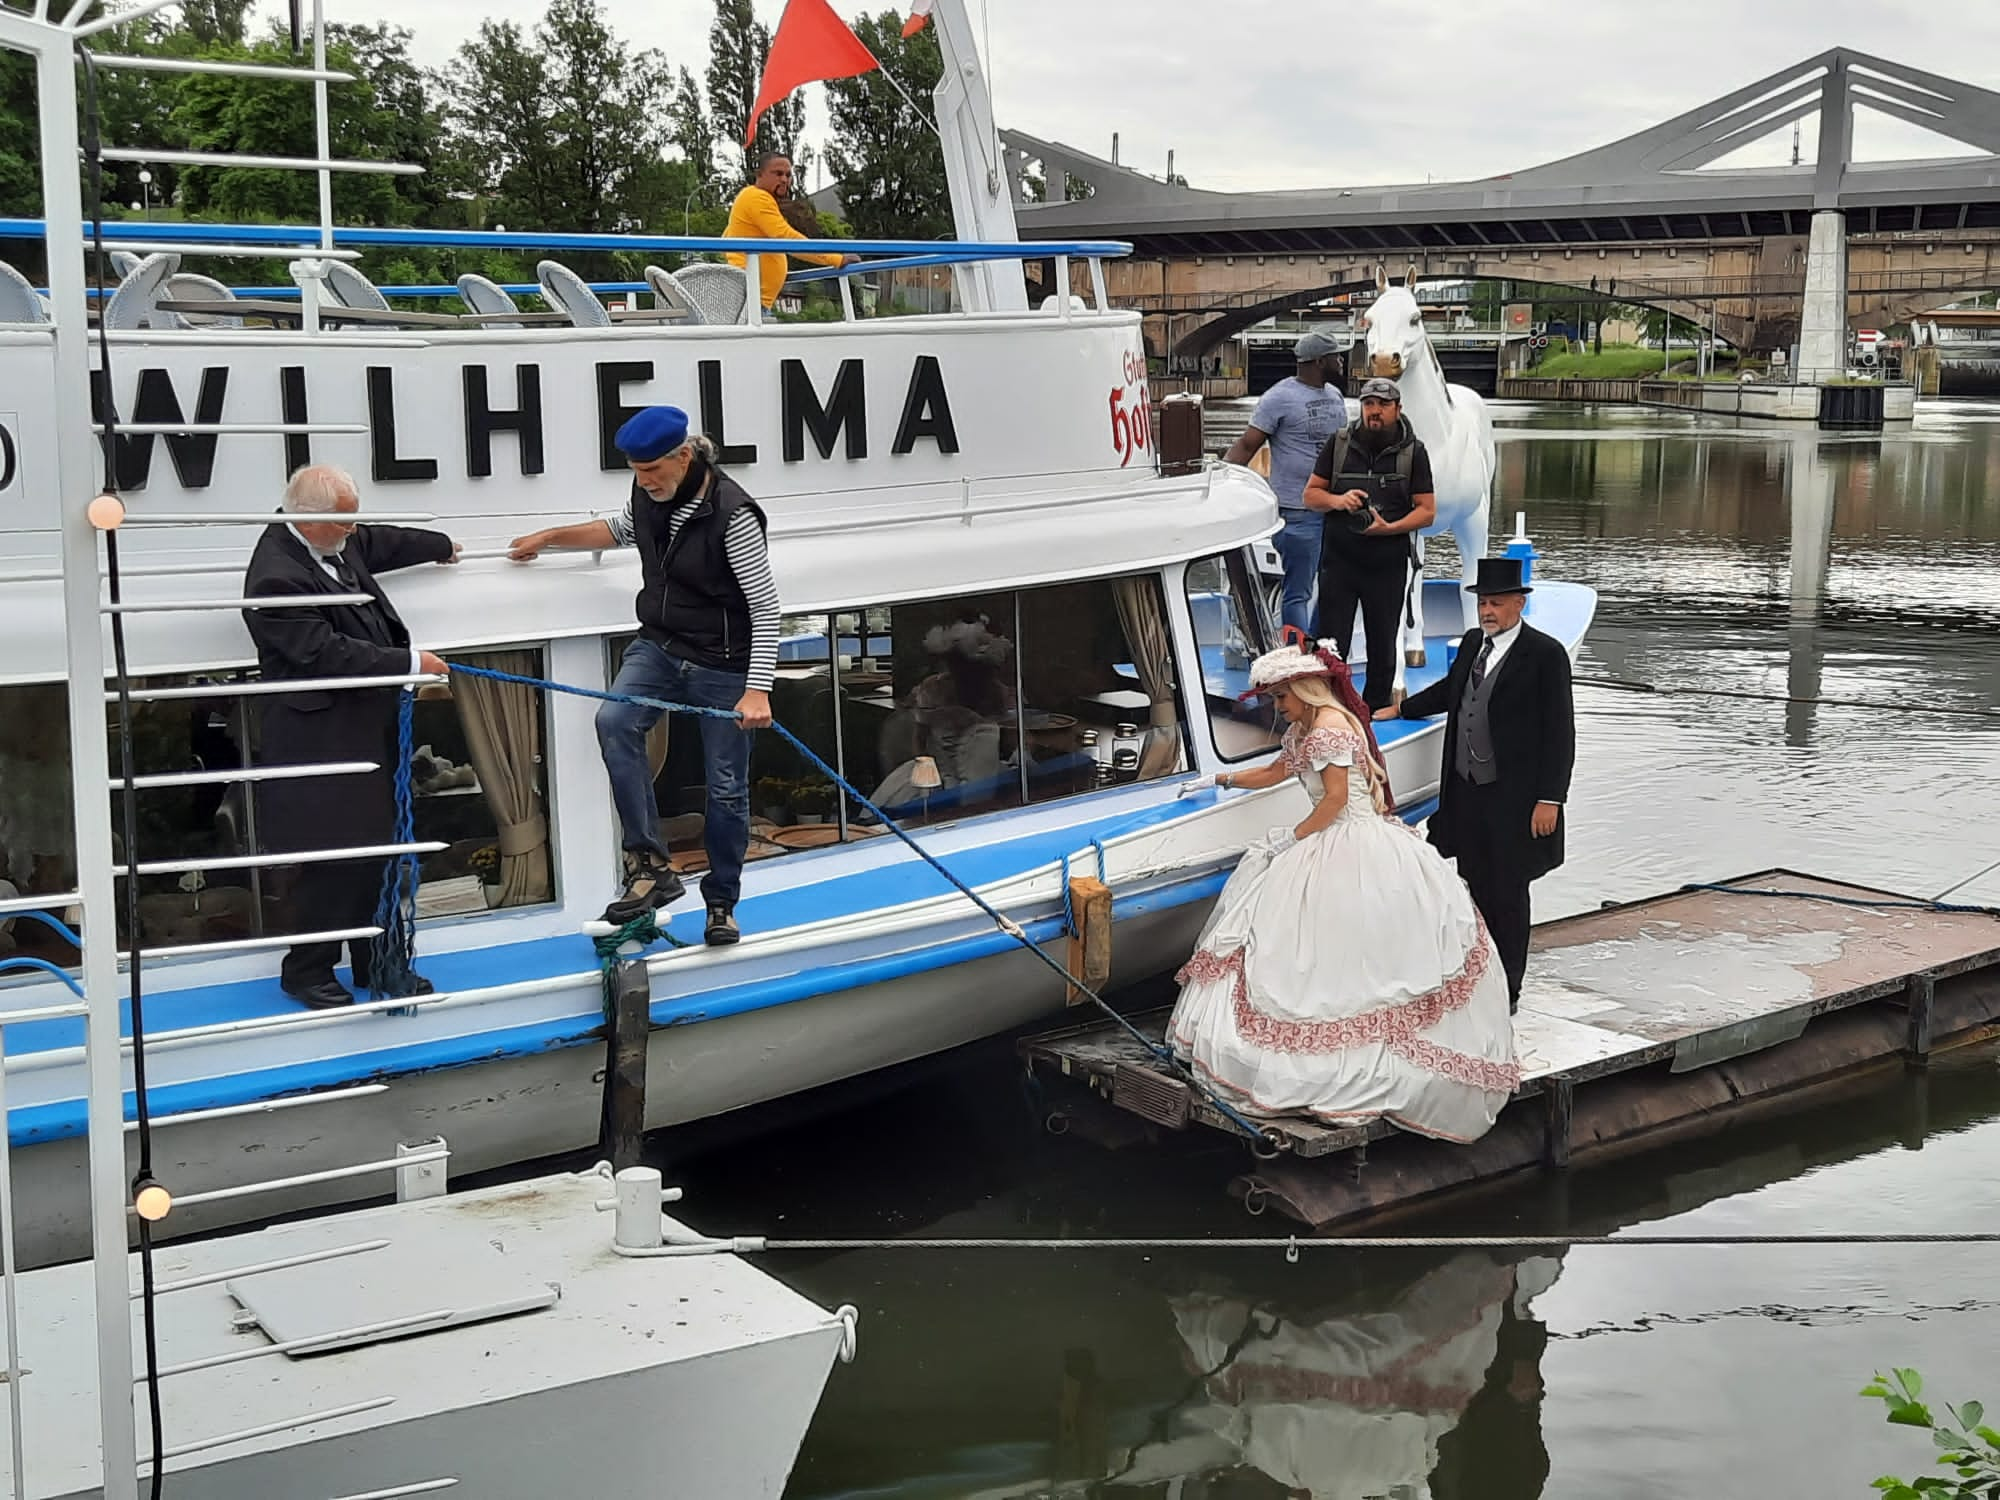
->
xmin=508 ymin=406 xmax=777 ymax=945
xmin=1376 ymin=556 xmax=1574 ymax=1010
xmin=1224 ymin=329 xmax=1348 ymax=635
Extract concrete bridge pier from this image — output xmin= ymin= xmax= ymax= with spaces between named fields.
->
xmin=1796 ymin=211 xmax=1849 ymax=379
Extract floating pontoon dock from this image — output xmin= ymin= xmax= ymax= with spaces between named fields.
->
xmin=1022 ymin=870 xmax=2000 ymax=1228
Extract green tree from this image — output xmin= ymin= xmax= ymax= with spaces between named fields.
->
xmin=706 ymin=0 xmax=804 ymax=179
xmin=170 ymin=27 xmax=438 ymax=224
xmin=667 ymin=65 xmax=715 ymax=185
xmin=823 ymin=10 xmax=947 ymax=239
xmin=447 ymin=20 xmax=565 ymax=231
xmin=0 ymin=51 xmax=37 ymax=220
xmin=448 ymin=0 xmax=669 ymax=236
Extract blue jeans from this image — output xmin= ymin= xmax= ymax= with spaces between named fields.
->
xmin=596 ymin=638 xmax=752 ymax=909
xmin=1275 ymin=509 xmax=1324 ymax=638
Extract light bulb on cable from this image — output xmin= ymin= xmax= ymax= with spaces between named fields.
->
xmin=131 ymin=1176 xmax=173 ymax=1223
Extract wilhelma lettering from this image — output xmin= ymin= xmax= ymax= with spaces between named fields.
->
xmin=780 ymin=358 xmax=867 ymax=462
xmin=91 ymin=366 xmax=230 ymax=491
xmin=366 ymin=367 xmax=440 ymax=482
xmin=892 ymin=355 xmax=958 ymax=456
xmin=464 ymin=364 xmax=546 ymax=478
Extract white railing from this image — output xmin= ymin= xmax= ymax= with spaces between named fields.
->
xmin=0 ymin=6 xmax=455 ymax=1496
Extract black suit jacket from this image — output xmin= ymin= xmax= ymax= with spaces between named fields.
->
xmin=241 ymin=520 xmax=453 ymax=852
xmin=1399 ymin=621 xmax=1575 ymax=882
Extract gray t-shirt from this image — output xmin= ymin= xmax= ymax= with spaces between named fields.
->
xmin=1249 ymin=376 xmax=1347 ymax=511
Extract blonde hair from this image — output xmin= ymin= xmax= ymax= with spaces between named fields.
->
xmin=1277 ymin=676 xmax=1391 ymax=815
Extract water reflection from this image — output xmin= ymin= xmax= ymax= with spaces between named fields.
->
xmin=1107 ymin=1252 xmax=1560 ymax=1500
xmin=734 ymin=400 xmax=2000 ymax=1499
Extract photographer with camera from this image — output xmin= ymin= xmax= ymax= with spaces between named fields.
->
xmin=1301 ymin=376 xmax=1437 ymax=712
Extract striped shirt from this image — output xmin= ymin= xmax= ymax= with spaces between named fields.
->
xmin=606 ymin=490 xmax=779 ymax=692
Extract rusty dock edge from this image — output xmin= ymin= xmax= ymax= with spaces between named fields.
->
xmin=1019 ymin=870 xmax=2000 ymax=1230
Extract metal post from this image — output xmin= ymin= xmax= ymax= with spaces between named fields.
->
xmin=36 ymin=36 xmax=142 ymax=1499
xmin=828 ymin=615 xmax=849 ymax=844
xmin=232 ymin=693 xmax=265 ymax=933
xmin=311 ymin=0 xmax=332 ymax=251
xmin=600 ymin=956 xmax=651 ymax=1171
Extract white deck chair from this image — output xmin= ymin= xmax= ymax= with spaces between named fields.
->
xmin=674 ymin=262 xmax=749 ymax=326
xmin=162 ymin=272 xmax=243 ymax=328
xmin=109 ymin=249 xmax=143 ymax=280
xmin=320 ymin=260 xmax=393 ymax=313
xmin=103 ymin=252 xmax=190 ymax=330
xmin=536 ymin=259 xmax=612 ymax=328
xmin=0 ymin=261 xmax=50 ymax=323
xmin=456 ymin=272 xmax=525 ymax=328
xmin=642 ymin=264 xmax=703 ymax=324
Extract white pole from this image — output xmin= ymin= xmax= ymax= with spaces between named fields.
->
xmin=312 ymin=0 xmax=332 ymax=250
xmin=35 ymin=38 xmax=142 ymax=1500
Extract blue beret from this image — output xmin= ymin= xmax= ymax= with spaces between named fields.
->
xmin=614 ymin=405 xmax=690 ymax=462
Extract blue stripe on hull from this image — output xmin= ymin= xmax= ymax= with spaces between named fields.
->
xmin=9 ymin=866 xmax=1232 ymax=1147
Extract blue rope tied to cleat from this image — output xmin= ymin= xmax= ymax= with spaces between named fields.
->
xmin=368 ymin=688 xmax=425 ymax=1000
xmin=444 ymin=661 xmax=1280 ymax=1148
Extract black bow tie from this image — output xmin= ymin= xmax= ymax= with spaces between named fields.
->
xmin=327 ymin=550 xmax=359 ymax=590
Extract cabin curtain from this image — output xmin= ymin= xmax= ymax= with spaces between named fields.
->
xmin=1111 ymin=577 xmax=1185 ymax=778
xmin=454 ymin=649 xmax=553 ymax=907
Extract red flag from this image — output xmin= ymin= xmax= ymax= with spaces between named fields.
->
xmin=746 ymin=0 xmax=880 ymax=148
xmin=901 ymin=0 xmax=933 ymax=38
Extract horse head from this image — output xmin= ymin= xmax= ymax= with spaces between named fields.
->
xmin=1359 ymin=283 xmax=1427 ymax=382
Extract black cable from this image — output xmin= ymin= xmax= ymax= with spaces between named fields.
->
xmin=78 ymin=43 xmax=167 ymax=1500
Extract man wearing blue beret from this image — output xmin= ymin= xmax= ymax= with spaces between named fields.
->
xmin=510 ymin=406 xmax=778 ymax=945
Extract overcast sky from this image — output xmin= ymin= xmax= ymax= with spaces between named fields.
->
xmin=335 ymin=0 xmax=1998 ymax=193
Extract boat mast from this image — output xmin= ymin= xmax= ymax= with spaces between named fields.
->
xmin=928 ymin=0 xmax=1028 ymax=312
xmin=0 ymin=4 xmax=156 ymax=1495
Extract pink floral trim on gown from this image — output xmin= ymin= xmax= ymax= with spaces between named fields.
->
xmin=1168 ymin=719 xmax=1518 ymax=1143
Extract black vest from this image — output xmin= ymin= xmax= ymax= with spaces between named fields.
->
xmin=632 ymin=458 xmax=769 ymax=672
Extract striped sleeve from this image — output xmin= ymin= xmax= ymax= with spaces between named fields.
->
xmin=602 ymin=492 xmax=637 ymax=548
xmin=723 ymin=508 xmax=780 ymax=692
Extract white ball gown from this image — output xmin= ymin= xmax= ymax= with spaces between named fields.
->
xmin=1170 ymin=716 xmax=1519 ymax=1143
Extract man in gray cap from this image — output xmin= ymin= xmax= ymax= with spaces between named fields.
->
xmin=1303 ymin=376 xmax=1436 ymax=711
xmin=1224 ymin=330 xmax=1348 ymax=635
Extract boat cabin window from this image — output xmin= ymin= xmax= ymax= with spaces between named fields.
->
xmin=0 ymin=683 xmax=78 ymax=969
xmin=1185 ymin=550 xmax=1282 ymax=762
xmin=0 ymin=650 xmax=556 ymax=963
xmin=606 ymin=574 xmax=1190 ymax=873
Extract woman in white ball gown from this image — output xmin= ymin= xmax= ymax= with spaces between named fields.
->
xmin=1171 ymin=638 xmax=1519 ymax=1142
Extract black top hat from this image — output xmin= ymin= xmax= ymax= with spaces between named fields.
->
xmin=1465 ymin=556 xmax=1533 ymax=595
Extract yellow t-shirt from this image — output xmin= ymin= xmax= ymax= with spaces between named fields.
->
xmin=723 ymin=186 xmax=844 ymax=308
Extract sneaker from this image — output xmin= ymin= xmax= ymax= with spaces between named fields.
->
xmin=704 ymin=904 xmax=740 ymax=947
xmin=602 ymin=855 xmax=685 ymax=925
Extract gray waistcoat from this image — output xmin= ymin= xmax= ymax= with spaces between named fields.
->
xmin=1453 ymin=642 xmax=1501 ymax=784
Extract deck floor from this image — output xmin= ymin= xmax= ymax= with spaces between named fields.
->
xmin=1024 ymin=870 xmax=2000 ymax=1160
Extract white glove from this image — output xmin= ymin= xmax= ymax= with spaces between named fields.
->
xmin=1262 ymin=825 xmax=1298 ymax=852
xmin=1177 ymin=775 xmax=1218 ymax=798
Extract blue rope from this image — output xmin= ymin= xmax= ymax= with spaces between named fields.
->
xmin=444 ymin=661 xmax=1276 ymax=1146
xmin=0 ymin=957 xmax=85 ymax=998
xmin=8 ymin=908 xmax=84 ymax=949
xmin=1059 ymin=853 xmax=1078 ymax=937
xmin=367 ymin=689 xmax=424 ymax=999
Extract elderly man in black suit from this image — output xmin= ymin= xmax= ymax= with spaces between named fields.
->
xmin=1377 ymin=556 xmax=1575 ymax=1011
xmin=242 ymin=464 xmax=459 ymax=1009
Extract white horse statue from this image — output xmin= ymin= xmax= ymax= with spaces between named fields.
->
xmin=1357 ymin=271 xmax=1495 ymax=679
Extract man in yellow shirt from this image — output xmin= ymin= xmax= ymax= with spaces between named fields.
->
xmin=725 ymin=154 xmax=857 ymax=310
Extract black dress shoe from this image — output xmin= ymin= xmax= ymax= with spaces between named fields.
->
xmin=350 ymin=973 xmax=437 ymax=1000
xmin=283 ymin=978 xmax=355 ymax=1010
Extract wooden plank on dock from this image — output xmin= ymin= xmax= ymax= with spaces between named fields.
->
xmin=1019 ymin=870 xmax=2000 ymax=1221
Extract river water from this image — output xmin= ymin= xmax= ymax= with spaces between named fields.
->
xmin=689 ymin=400 xmax=2000 ymax=1499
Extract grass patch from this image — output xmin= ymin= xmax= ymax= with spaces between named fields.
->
xmin=1531 ymin=343 xmax=1683 ymax=379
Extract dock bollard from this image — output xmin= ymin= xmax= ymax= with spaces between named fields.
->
xmin=600 ymin=954 xmax=651 ymax=1172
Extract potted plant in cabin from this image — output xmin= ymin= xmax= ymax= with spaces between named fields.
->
xmin=755 ymin=776 xmax=795 ymax=826
xmin=469 ymin=843 xmax=502 ymax=908
xmin=792 ymin=780 xmax=834 ymax=825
